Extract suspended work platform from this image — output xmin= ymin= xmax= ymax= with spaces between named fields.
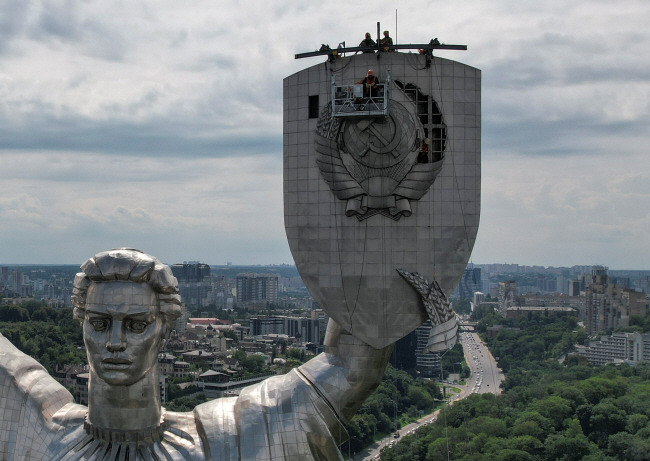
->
xmin=331 ymin=71 xmax=390 ymax=118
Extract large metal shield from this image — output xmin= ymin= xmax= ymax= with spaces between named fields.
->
xmin=284 ymin=53 xmax=480 ymax=348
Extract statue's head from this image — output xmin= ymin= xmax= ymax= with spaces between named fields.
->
xmin=71 ymin=248 xmax=181 ymax=386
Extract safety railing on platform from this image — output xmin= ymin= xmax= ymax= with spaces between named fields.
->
xmin=331 ymin=71 xmax=390 ymax=117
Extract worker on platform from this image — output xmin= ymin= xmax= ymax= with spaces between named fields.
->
xmin=358 ymin=32 xmax=376 ymax=53
xmin=357 ymin=69 xmax=380 ymax=98
xmin=380 ymin=30 xmax=394 ymax=52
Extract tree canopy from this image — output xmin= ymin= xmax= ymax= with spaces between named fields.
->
xmin=379 ymin=313 xmax=650 ymax=461
xmin=0 ymin=303 xmax=86 ymax=373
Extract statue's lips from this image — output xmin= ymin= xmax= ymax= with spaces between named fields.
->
xmin=102 ymin=358 xmax=132 ymax=370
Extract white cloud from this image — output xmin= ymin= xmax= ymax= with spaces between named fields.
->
xmin=0 ymin=151 xmax=286 ymax=263
xmin=473 ymin=152 xmax=650 ymax=268
xmin=0 ymin=0 xmax=649 ymax=268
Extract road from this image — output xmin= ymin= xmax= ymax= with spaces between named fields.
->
xmin=462 ymin=329 xmax=504 ymax=396
xmin=358 ymin=327 xmax=503 ymax=460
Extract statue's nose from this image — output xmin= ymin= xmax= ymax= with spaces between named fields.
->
xmin=106 ymin=321 xmax=126 ymax=352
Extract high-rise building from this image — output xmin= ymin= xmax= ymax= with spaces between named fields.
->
xmin=311 ymin=309 xmax=329 ymax=338
xmin=171 ymin=262 xmax=212 ymax=309
xmin=498 ymin=281 xmax=518 ymax=312
xmin=584 ymin=266 xmax=646 ymax=335
xmin=472 ymin=292 xmax=486 ymax=308
xmin=611 ymin=276 xmax=631 ymax=289
xmin=174 ymin=303 xmax=190 ymax=335
xmin=635 ymin=276 xmax=650 ymax=294
xmin=568 ymin=280 xmax=581 ymax=297
xmin=236 ymin=273 xmax=278 ymax=305
xmin=453 ymin=266 xmax=482 ymax=300
xmin=544 ymin=278 xmax=557 ymax=293
xmin=250 ymin=316 xmax=321 ymax=344
xmin=250 ymin=316 xmax=284 ymax=336
xmin=480 ymin=272 xmax=491 ymax=296
xmin=577 ymin=273 xmax=588 ymax=292
xmin=0 ymin=268 xmax=33 ymax=298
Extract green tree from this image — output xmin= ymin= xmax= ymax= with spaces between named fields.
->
xmin=470 ymin=304 xmax=495 ymax=321
xmin=165 ymin=393 xmax=207 ymax=412
xmin=285 ymin=348 xmax=306 ymax=362
xmin=0 ymin=305 xmax=30 ymax=322
xmin=221 ymin=329 xmax=239 ymax=344
xmin=426 ymin=437 xmax=451 ymax=461
xmin=277 ymin=359 xmax=302 ymax=374
xmin=504 ymin=435 xmax=543 ymax=457
xmin=406 ymin=386 xmax=433 ymax=410
xmin=606 ymin=432 xmax=634 ymax=459
xmin=544 ymin=432 xmax=593 ymax=461
xmin=510 ymin=420 xmax=544 ymax=441
xmin=466 ymin=416 xmax=507 ymax=438
xmin=587 ymin=401 xmax=628 ymax=447
xmin=451 ymin=298 xmax=471 ymax=315
xmin=625 ymin=414 xmax=648 ymax=434
xmin=531 ymin=396 xmax=573 ymax=430
xmin=491 ymin=449 xmax=532 ymax=461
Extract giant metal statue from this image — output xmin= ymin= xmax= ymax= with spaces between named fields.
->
xmin=0 ymin=248 xmax=392 ymax=459
xmin=0 ymin=48 xmax=480 ymax=460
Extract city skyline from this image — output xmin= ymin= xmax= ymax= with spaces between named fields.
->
xmin=1 ymin=1 xmax=649 ymax=269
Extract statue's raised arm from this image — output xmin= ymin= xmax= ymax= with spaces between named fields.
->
xmin=195 ymin=318 xmax=393 ymax=460
xmin=301 ymin=319 xmax=393 ymax=421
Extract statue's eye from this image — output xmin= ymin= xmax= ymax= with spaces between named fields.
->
xmin=127 ymin=320 xmax=148 ymax=333
xmin=90 ymin=319 xmax=109 ymax=331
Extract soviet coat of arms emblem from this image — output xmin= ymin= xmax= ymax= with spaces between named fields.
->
xmin=315 ymin=82 xmax=445 ymax=220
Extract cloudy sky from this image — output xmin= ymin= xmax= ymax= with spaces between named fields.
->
xmin=1 ymin=1 xmax=648 ymax=269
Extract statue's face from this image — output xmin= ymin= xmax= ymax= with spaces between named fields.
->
xmin=83 ymin=281 xmax=164 ymax=386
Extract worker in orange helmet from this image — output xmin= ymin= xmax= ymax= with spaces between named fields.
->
xmin=357 ymin=69 xmax=380 ymax=97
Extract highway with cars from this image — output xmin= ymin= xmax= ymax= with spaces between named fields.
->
xmin=462 ymin=328 xmax=504 ymax=396
xmin=359 ymin=326 xmax=503 ymax=460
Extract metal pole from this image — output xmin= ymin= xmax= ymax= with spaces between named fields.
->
xmin=377 ymin=22 xmax=380 ymax=51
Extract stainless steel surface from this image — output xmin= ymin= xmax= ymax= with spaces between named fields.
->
xmin=397 ymin=269 xmax=457 ymax=352
xmin=0 ymin=249 xmax=391 ymax=460
xmin=284 ymin=53 xmax=481 ymax=348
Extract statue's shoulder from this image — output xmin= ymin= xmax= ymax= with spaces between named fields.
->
xmin=0 ymin=332 xmax=74 ymax=427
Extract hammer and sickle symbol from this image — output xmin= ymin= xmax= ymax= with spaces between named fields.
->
xmin=355 ymin=117 xmax=403 ymax=158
